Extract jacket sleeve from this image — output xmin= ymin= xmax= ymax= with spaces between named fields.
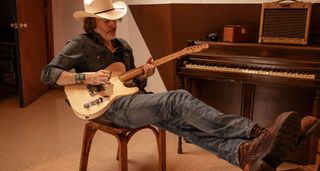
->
xmin=41 ymin=38 xmax=83 ymax=86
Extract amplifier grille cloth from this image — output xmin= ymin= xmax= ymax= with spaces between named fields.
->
xmin=262 ymin=9 xmax=308 ymax=38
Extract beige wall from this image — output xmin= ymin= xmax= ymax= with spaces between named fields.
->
xmin=51 ymin=0 xmax=166 ymax=93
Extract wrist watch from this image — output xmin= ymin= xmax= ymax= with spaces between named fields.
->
xmin=75 ymin=73 xmax=86 ymax=84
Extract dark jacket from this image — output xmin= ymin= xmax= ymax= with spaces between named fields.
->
xmin=41 ymin=33 xmax=147 ymax=89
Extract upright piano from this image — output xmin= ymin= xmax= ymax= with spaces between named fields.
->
xmin=176 ymin=40 xmax=320 ymax=164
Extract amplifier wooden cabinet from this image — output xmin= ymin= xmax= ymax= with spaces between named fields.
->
xmin=259 ymin=1 xmax=312 ymax=45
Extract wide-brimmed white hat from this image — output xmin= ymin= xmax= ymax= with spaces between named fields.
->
xmin=73 ymin=0 xmax=127 ymax=21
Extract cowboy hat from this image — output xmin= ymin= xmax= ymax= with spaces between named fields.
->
xmin=73 ymin=0 xmax=127 ymax=21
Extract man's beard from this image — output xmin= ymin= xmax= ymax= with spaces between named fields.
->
xmin=107 ymin=30 xmax=116 ymax=39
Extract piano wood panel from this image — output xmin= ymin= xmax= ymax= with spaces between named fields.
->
xmin=253 ymin=85 xmax=314 ymax=128
xmin=188 ymin=78 xmax=243 ymax=115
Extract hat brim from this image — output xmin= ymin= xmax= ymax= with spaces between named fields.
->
xmin=73 ymin=1 xmax=127 ymax=21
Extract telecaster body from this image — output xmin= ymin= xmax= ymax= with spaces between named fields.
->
xmin=65 ymin=62 xmax=138 ymax=120
xmin=65 ymin=76 xmax=138 ymax=120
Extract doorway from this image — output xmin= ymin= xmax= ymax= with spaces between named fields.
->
xmin=0 ymin=0 xmax=53 ymax=106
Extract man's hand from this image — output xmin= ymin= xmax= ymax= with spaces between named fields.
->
xmin=85 ymin=70 xmax=112 ymax=85
xmin=139 ymin=57 xmax=155 ymax=81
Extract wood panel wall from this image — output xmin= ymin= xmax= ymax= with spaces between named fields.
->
xmin=130 ymin=3 xmax=320 ymax=90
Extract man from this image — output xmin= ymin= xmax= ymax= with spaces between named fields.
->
xmin=41 ymin=0 xmax=320 ymax=170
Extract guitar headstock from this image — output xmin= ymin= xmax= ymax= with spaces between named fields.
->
xmin=184 ymin=44 xmax=209 ymax=54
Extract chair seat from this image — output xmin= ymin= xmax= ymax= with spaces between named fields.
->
xmin=79 ymin=120 xmax=166 ymax=171
xmin=88 ymin=120 xmax=132 ymax=134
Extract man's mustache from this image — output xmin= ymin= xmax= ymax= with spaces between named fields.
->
xmin=108 ymin=29 xmax=116 ymax=33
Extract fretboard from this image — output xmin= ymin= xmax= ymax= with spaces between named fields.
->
xmin=118 ymin=50 xmax=185 ymax=82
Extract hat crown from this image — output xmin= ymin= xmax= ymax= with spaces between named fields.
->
xmin=84 ymin=0 xmax=113 ymax=14
xmin=73 ymin=0 xmax=127 ymax=21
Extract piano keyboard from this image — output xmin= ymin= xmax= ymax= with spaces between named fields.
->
xmin=185 ymin=64 xmax=316 ymax=80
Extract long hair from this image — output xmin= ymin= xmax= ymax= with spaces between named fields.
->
xmin=83 ymin=17 xmax=96 ymax=33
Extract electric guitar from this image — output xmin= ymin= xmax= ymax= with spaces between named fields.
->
xmin=65 ymin=44 xmax=209 ymax=120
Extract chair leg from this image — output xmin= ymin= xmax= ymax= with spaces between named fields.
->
xmin=177 ymin=136 xmax=183 ymax=154
xmin=79 ymin=123 xmax=98 ymax=171
xmin=116 ymin=143 xmax=120 ymax=161
xmin=158 ymin=129 xmax=166 ymax=171
xmin=117 ymin=134 xmax=128 ymax=171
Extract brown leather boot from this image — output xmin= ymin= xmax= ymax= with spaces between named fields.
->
xmin=239 ymin=111 xmax=301 ymax=171
xmin=249 ymin=125 xmax=268 ymax=139
xmin=249 ymin=116 xmax=320 ymax=146
xmin=298 ymin=115 xmax=320 ymax=146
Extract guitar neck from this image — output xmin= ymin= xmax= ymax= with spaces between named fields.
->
xmin=118 ymin=50 xmax=186 ymax=82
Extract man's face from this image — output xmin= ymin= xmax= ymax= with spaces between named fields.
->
xmin=94 ymin=18 xmax=117 ymax=41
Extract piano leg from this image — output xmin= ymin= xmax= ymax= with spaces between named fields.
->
xmin=241 ymin=84 xmax=255 ymax=120
xmin=312 ymin=90 xmax=320 ymax=118
xmin=176 ymin=70 xmax=189 ymax=154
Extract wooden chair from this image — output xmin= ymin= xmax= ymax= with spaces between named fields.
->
xmin=79 ymin=120 xmax=166 ymax=171
xmin=177 ymin=136 xmax=189 ymax=154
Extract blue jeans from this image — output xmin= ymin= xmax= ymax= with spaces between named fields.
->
xmin=97 ymin=89 xmax=255 ymax=166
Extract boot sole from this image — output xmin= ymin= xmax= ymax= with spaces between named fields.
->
xmin=298 ymin=119 xmax=320 ymax=146
xmin=251 ymin=111 xmax=301 ymax=171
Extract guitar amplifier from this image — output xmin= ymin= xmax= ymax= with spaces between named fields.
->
xmin=259 ymin=1 xmax=312 ymax=45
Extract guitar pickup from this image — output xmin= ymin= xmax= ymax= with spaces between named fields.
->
xmin=83 ymin=96 xmax=110 ymax=108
